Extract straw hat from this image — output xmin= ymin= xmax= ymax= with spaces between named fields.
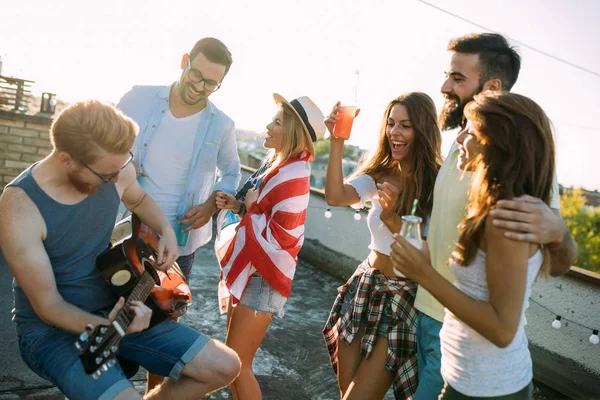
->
xmin=273 ymin=93 xmax=326 ymax=157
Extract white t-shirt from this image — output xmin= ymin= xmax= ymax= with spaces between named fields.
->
xmin=347 ymin=174 xmax=429 ymax=261
xmin=138 ymin=109 xmax=203 ymax=224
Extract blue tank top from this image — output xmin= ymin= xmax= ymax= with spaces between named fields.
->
xmin=7 ymin=164 xmax=121 ymax=335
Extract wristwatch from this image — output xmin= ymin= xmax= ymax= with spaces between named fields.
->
xmin=237 ymin=202 xmax=247 ymax=216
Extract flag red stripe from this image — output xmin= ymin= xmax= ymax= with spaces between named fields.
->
xmin=219 ymin=153 xmax=311 ymax=301
xmin=269 ymin=219 xmax=302 ymax=251
xmin=272 ymin=209 xmax=307 ymax=231
xmin=259 ymin=177 xmax=309 ymax=213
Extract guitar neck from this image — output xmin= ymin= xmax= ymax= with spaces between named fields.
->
xmin=114 ymin=271 xmax=156 ymax=332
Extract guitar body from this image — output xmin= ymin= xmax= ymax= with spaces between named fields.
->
xmin=77 ymin=215 xmax=193 ymax=377
xmin=97 ymin=215 xmax=192 ymax=325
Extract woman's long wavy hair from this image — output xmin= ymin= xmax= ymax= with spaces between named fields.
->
xmin=453 ymin=91 xmax=555 ymax=275
xmin=349 ymin=92 xmax=442 ymax=218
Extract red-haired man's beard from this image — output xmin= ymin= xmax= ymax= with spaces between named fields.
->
xmin=67 ymin=170 xmax=100 ymax=195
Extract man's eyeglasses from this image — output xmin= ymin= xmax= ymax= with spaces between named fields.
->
xmin=81 ymin=152 xmax=134 ymax=183
xmin=186 ymin=58 xmax=222 ymax=92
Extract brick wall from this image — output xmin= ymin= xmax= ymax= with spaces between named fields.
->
xmin=0 ymin=110 xmax=53 ymax=192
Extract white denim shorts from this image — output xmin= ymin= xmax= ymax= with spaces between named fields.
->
xmin=238 ymin=273 xmax=287 ymax=318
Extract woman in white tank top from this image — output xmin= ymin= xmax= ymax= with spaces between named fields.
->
xmin=391 ymin=92 xmax=557 ymax=399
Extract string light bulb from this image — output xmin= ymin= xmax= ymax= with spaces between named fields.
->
xmin=552 ymin=315 xmax=562 ymax=329
xmin=354 ymin=211 xmax=362 ymax=221
xmin=590 ymin=330 xmax=600 ymax=345
xmin=324 ymin=208 xmax=332 ymax=219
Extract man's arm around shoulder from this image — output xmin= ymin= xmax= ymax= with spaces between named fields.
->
xmin=490 ymin=196 xmax=577 ymax=277
xmin=547 ymin=208 xmax=577 ymax=276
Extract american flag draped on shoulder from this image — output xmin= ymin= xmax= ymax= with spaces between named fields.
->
xmin=216 ymin=151 xmax=311 ymax=303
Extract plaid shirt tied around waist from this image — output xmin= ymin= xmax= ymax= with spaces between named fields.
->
xmin=323 ymin=261 xmax=419 ymax=399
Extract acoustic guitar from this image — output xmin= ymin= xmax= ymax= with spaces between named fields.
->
xmin=75 ymin=214 xmax=192 ymax=378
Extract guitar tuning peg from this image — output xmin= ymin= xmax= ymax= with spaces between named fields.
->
xmin=79 ymin=332 xmax=89 ymax=342
xmin=85 ymin=324 xmax=94 ymax=332
xmin=103 ymin=350 xmax=110 ymax=358
xmin=107 ymin=359 xmax=117 ymax=367
xmin=95 ymin=336 xmax=102 ymax=343
xmin=101 ymin=364 xmax=109 ymax=372
xmin=111 ymin=346 xmax=118 ymax=353
xmin=92 ymin=370 xmax=102 ymax=380
xmin=100 ymin=327 xmax=108 ymax=334
xmin=95 ymin=357 xmax=103 ymax=365
xmin=90 ymin=345 xmax=97 ymax=353
xmin=74 ymin=341 xmax=82 ymax=351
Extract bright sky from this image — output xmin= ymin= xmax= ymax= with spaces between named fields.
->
xmin=2 ymin=0 xmax=599 ymax=190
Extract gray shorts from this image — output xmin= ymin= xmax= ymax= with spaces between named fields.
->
xmin=239 ymin=273 xmax=287 ymax=318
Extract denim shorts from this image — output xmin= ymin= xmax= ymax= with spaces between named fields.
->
xmin=338 ymin=271 xmax=393 ymax=337
xmin=18 ymin=319 xmax=208 ymax=400
xmin=239 ymin=273 xmax=287 ymax=318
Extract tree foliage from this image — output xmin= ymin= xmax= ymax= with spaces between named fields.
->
xmin=313 ymin=139 xmax=364 ymax=161
xmin=313 ymin=139 xmax=330 ymax=158
xmin=560 ymin=188 xmax=600 ymax=273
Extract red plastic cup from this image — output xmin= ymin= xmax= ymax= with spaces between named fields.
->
xmin=333 ymin=105 xmax=357 ymax=139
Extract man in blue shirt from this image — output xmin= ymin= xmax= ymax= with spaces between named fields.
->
xmin=117 ymin=36 xmax=242 ymax=393
xmin=117 ymin=37 xmax=242 ymax=283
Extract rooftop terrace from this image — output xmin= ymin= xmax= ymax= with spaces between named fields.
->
xmin=0 ymin=111 xmax=598 ymax=399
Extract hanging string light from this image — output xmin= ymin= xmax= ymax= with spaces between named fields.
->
xmin=529 ymin=299 xmax=598 ymax=345
xmin=310 ymin=202 xmax=599 ymax=345
xmin=310 ymin=205 xmax=364 ymax=221
xmin=590 ymin=330 xmax=600 ymax=345
xmin=551 ymin=315 xmax=562 ymax=329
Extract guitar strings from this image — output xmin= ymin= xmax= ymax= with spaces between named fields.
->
xmin=97 ymin=272 xmax=156 ymax=371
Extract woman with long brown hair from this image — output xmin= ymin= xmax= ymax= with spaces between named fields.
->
xmin=391 ymin=91 xmax=556 ymax=399
xmin=322 ymin=92 xmax=443 ymax=399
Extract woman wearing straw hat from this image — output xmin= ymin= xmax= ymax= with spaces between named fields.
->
xmin=214 ymin=93 xmax=325 ymax=400
xmin=322 ymin=92 xmax=443 ymax=399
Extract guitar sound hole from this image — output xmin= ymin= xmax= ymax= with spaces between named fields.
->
xmin=110 ymin=270 xmax=132 ymax=286
xmin=143 ymin=260 xmax=161 ymax=286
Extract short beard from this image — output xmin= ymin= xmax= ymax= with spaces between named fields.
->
xmin=67 ymin=170 xmax=98 ymax=195
xmin=178 ymin=78 xmax=207 ymax=106
xmin=439 ymin=84 xmax=484 ymax=131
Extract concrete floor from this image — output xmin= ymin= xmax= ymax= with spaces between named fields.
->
xmin=0 ymin=241 xmax=567 ymax=399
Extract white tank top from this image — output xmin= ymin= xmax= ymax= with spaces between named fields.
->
xmin=440 ymin=248 xmax=542 ymax=397
xmin=347 ymin=175 xmax=429 ymax=261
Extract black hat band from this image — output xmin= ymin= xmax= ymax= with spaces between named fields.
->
xmin=290 ymin=99 xmax=317 ymax=142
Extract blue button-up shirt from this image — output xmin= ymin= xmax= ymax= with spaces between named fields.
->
xmin=117 ymin=84 xmax=241 ymax=255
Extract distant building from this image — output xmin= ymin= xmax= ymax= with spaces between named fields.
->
xmin=310 ymin=155 xmax=358 ymax=189
xmin=236 ymin=129 xmax=363 ymax=189
xmin=237 ymin=147 xmax=265 ymax=170
xmin=581 ymin=189 xmax=600 ymax=208
xmin=559 ymin=185 xmax=600 ymax=209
